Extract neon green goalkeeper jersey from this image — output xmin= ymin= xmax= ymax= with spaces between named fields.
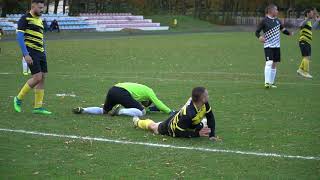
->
xmin=115 ymin=82 xmax=171 ymax=114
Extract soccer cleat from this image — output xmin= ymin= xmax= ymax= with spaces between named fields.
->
xmin=264 ymin=83 xmax=271 ymax=89
xmin=305 ymin=73 xmax=313 ymax=79
xmin=297 ymin=69 xmax=313 ymax=79
xmin=108 ymin=104 xmax=122 ymax=116
xmin=133 ymin=116 xmax=140 ymax=127
xmin=270 ymin=84 xmax=277 ymax=88
xmin=297 ymin=69 xmax=306 ymax=77
xmin=13 ymin=96 xmax=22 ymax=113
xmin=32 ymin=108 xmax=52 ymax=115
xmin=72 ymin=107 xmax=84 ymax=114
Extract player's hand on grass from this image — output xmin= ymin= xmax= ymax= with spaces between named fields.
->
xmin=199 ymin=127 xmax=211 ymax=137
xmin=24 ymin=55 xmax=33 ymax=65
xmin=258 ymin=36 xmax=265 ymax=43
xmin=209 ymin=136 xmax=222 ymax=142
xmin=169 ymin=110 xmax=176 ymax=116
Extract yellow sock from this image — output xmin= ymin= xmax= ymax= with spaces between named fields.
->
xmin=17 ymin=83 xmax=32 ymax=100
xmin=34 ymin=89 xmax=44 ymax=109
xmin=137 ymin=119 xmax=154 ymax=130
xmin=299 ymin=58 xmax=305 ymax=71
xmin=303 ymin=58 xmax=310 ymax=73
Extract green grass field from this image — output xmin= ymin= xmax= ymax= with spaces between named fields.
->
xmin=0 ymin=30 xmax=319 ymax=179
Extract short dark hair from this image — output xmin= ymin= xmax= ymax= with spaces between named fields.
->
xmin=265 ymin=4 xmax=277 ymax=14
xmin=304 ymin=9 xmax=313 ymax=17
xmin=32 ymin=0 xmax=44 ymax=4
xmin=192 ymin=87 xmax=206 ymax=102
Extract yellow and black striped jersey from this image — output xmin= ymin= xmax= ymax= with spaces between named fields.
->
xmin=299 ymin=19 xmax=313 ymax=44
xmin=17 ymin=12 xmax=44 ymax=52
xmin=168 ymin=98 xmax=216 ymax=138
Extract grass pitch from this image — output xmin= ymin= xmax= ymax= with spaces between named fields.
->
xmin=0 ymin=30 xmax=319 ymax=179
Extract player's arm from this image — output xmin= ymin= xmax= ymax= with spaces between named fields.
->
xmin=174 ymin=115 xmax=200 ymax=138
xmin=205 ymin=102 xmax=216 ymax=138
xmin=148 ymin=89 xmax=172 ymax=114
xmin=299 ymin=19 xmax=309 ymax=28
xmin=312 ymin=18 xmax=319 ymax=29
xmin=314 ymin=8 xmax=320 ymax=28
xmin=280 ymin=21 xmax=293 ymax=36
xmin=16 ymin=16 xmax=29 ymax=56
xmin=43 ymin=37 xmax=47 ymax=55
xmin=255 ymin=19 xmax=265 ymax=42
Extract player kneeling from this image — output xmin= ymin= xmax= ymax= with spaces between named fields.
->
xmin=133 ymin=87 xmax=220 ymax=141
xmin=73 ymin=82 xmax=174 ymax=117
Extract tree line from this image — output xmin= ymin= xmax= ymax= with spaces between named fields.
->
xmin=1 ymin=0 xmax=319 ymax=22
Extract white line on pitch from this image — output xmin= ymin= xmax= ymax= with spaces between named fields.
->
xmin=0 ymin=128 xmax=319 ymax=161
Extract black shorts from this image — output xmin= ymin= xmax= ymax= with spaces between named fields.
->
xmin=103 ymin=86 xmax=144 ymax=113
xmin=299 ymin=41 xmax=311 ymax=57
xmin=264 ymin=48 xmax=281 ymax=62
xmin=157 ymin=112 xmax=177 ymax=136
xmin=27 ymin=48 xmax=48 ymax=75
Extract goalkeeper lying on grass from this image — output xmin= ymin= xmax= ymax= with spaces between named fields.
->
xmin=133 ymin=87 xmax=220 ymax=141
xmin=73 ymin=82 xmax=174 ymax=117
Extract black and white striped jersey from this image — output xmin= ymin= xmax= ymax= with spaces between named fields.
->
xmin=255 ymin=16 xmax=284 ymax=48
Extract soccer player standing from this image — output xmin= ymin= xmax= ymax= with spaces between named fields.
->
xmin=255 ymin=4 xmax=293 ymax=88
xmin=0 ymin=27 xmax=4 ymax=53
xmin=297 ymin=8 xmax=319 ymax=79
xmin=133 ymin=87 xmax=220 ymax=142
xmin=13 ymin=0 xmax=52 ymax=115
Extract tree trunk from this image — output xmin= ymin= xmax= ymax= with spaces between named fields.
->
xmin=1 ymin=0 xmax=7 ymax=17
xmin=46 ymin=0 xmax=50 ymax=13
xmin=53 ymin=0 xmax=59 ymax=14
xmin=62 ymin=0 xmax=66 ymax=14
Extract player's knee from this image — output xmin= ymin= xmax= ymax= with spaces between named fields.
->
xmin=272 ymin=62 xmax=277 ymax=68
xmin=266 ymin=60 xmax=273 ymax=67
xmin=149 ymin=122 xmax=159 ymax=134
xmin=136 ymin=110 xmax=145 ymax=117
xmin=32 ymin=74 xmax=43 ymax=83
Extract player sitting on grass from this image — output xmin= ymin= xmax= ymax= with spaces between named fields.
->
xmin=73 ymin=82 xmax=174 ymax=117
xmin=133 ymin=87 xmax=220 ymax=142
xmin=296 ymin=8 xmax=319 ymax=79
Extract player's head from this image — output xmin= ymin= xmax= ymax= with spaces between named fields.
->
xmin=304 ymin=9 xmax=315 ymax=19
xmin=265 ymin=4 xmax=278 ymax=17
xmin=192 ymin=87 xmax=209 ymax=104
xmin=31 ymin=0 xmax=45 ymax=16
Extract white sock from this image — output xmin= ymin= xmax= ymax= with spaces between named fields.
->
xmin=22 ymin=57 xmax=29 ymax=73
xmin=118 ymin=108 xmax=143 ymax=117
xmin=83 ymin=107 xmax=104 ymax=115
xmin=264 ymin=65 xmax=271 ymax=84
xmin=270 ymin=69 xmax=277 ymax=84
xmin=264 ymin=61 xmax=273 ymax=84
